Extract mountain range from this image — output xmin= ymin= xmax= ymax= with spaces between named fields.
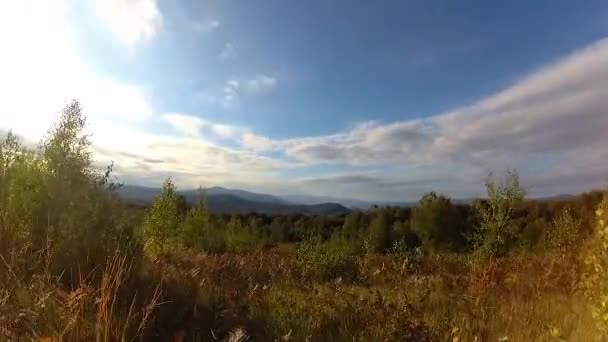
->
xmin=118 ymin=185 xmax=351 ymax=215
xmin=118 ymin=185 xmax=575 ymax=215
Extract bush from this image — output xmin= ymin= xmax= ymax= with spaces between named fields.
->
xmin=583 ymin=193 xmax=608 ymax=335
xmin=367 ymin=210 xmax=391 ymax=253
xmin=225 ymin=215 xmax=264 ymax=252
xmin=411 ymin=192 xmax=465 ymax=252
xmin=296 ymin=238 xmax=359 ymax=281
xmin=472 ymin=169 xmax=525 ymax=257
xmin=139 ymin=178 xmax=184 ymax=257
xmin=1 ymin=101 xmax=140 ymax=276
xmin=180 ymin=191 xmax=227 ymax=253
xmin=545 ymin=206 xmax=584 ymax=254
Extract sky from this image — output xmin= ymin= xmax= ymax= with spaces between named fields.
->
xmin=0 ymin=0 xmax=607 ymax=201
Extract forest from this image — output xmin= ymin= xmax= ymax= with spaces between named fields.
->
xmin=1 ymin=101 xmax=608 ymax=341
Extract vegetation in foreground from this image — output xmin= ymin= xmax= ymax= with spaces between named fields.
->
xmin=0 ymin=101 xmax=606 ymax=341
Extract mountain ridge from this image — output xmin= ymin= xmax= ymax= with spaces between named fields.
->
xmin=117 ymin=185 xmax=350 ymax=215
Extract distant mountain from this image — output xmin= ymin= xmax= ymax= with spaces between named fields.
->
xmin=118 ymin=185 xmax=286 ymax=204
xmin=281 ymin=194 xmax=417 ymax=209
xmin=205 ymin=194 xmax=350 ymax=215
xmin=117 ymin=185 xmax=350 ymax=215
xmin=187 ymin=186 xmax=287 ymax=205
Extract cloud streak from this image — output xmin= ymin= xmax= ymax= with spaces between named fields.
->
xmin=234 ymin=38 xmax=608 ymax=197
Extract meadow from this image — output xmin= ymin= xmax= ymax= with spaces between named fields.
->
xmin=1 ymin=101 xmax=607 ymax=341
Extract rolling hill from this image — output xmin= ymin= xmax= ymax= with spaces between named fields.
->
xmin=118 ymin=185 xmax=350 ymax=215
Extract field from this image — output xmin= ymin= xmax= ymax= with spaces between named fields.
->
xmin=1 ymin=102 xmax=607 ymax=341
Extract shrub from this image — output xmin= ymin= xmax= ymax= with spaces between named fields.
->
xmin=225 ymin=215 xmax=264 ymax=252
xmin=583 ymin=193 xmax=608 ymax=335
xmin=296 ymin=238 xmax=359 ymax=281
xmin=139 ymin=178 xmax=184 ymax=257
xmin=179 ymin=190 xmax=226 ymax=253
xmin=411 ymin=192 xmax=465 ymax=252
xmin=1 ymin=101 xmax=139 ymax=276
xmin=472 ymin=169 xmax=525 ymax=257
xmin=545 ymin=206 xmax=584 ymax=254
xmin=368 ymin=210 xmax=391 ymax=253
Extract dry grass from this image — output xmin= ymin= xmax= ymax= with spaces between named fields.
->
xmin=0 ymin=242 xmax=599 ymax=341
xmin=0 ymin=244 xmax=161 ymax=341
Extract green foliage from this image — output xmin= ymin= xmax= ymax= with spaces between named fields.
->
xmin=225 ymin=215 xmax=264 ymax=252
xmin=411 ymin=192 xmax=465 ymax=252
xmin=139 ymin=178 xmax=185 ymax=257
xmin=270 ymin=216 xmax=289 ymax=243
xmin=472 ymin=169 xmax=526 ymax=257
xmin=583 ymin=193 xmax=608 ymax=334
xmin=296 ymin=237 xmax=359 ymax=281
xmin=367 ymin=210 xmax=391 ymax=253
xmin=179 ymin=189 xmax=222 ymax=251
xmin=0 ymin=101 xmax=139 ymax=274
xmin=341 ymin=211 xmax=363 ymax=240
xmin=545 ymin=206 xmax=584 ymax=253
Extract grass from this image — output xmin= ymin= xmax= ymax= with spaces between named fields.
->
xmin=0 ymin=240 xmax=600 ymax=341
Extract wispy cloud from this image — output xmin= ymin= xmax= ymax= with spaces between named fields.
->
xmin=219 ymin=42 xmax=235 ymax=60
xmin=192 ymin=18 xmax=220 ymax=33
xmin=93 ymin=0 xmax=163 ymax=49
xmin=246 ymin=75 xmax=278 ymax=93
xmin=233 ymin=38 xmax=608 ymax=197
xmin=163 ymin=113 xmax=246 ymax=140
xmin=203 ymin=75 xmax=279 ymax=109
xmin=222 ymin=79 xmax=241 ymax=108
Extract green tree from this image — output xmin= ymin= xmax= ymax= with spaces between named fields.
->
xmin=390 ymin=220 xmax=420 ymax=252
xmin=544 ymin=205 xmax=583 ymax=253
xmin=1 ymin=101 xmax=138 ymax=274
xmin=472 ymin=169 xmax=525 ymax=257
xmin=0 ymin=132 xmax=31 ymax=248
xmin=140 ymin=178 xmax=184 ymax=257
xmin=180 ymin=188 xmax=213 ymax=249
xmin=367 ymin=210 xmax=391 ymax=253
xmin=411 ymin=192 xmax=464 ymax=252
xmin=341 ymin=211 xmax=362 ymax=240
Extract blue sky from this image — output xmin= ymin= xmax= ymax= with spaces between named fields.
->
xmin=0 ymin=0 xmax=607 ymax=201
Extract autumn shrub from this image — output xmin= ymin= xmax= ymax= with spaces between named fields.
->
xmin=583 ymin=193 xmax=608 ymax=335
xmin=296 ymin=237 xmax=359 ymax=281
xmin=545 ymin=205 xmax=584 ymax=254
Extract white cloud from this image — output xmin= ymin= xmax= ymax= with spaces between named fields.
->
xmin=192 ymin=19 xmax=220 ymax=33
xmin=163 ymin=113 xmax=205 ymax=137
xmin=92 ymin=130 xmax=293 ymax=189
xmin=246 ymin=75 xmax=278 ymax=93
xmin=219 ymin=42 xmax=235 ymax=60
xmin=222 ymin=79 xmax=241 ymax=108
xmin=163 ymin=113 xmax=246 ymax=141
xmin=242 ymin=133 xmax=277 ymax=151
xmin=215 ymin=75 xmax=278 ymax=109
xmin=94 ymin=0 xmax=162 ymax=49
xmin=234 ymin=38 xmax=608 ymax=197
